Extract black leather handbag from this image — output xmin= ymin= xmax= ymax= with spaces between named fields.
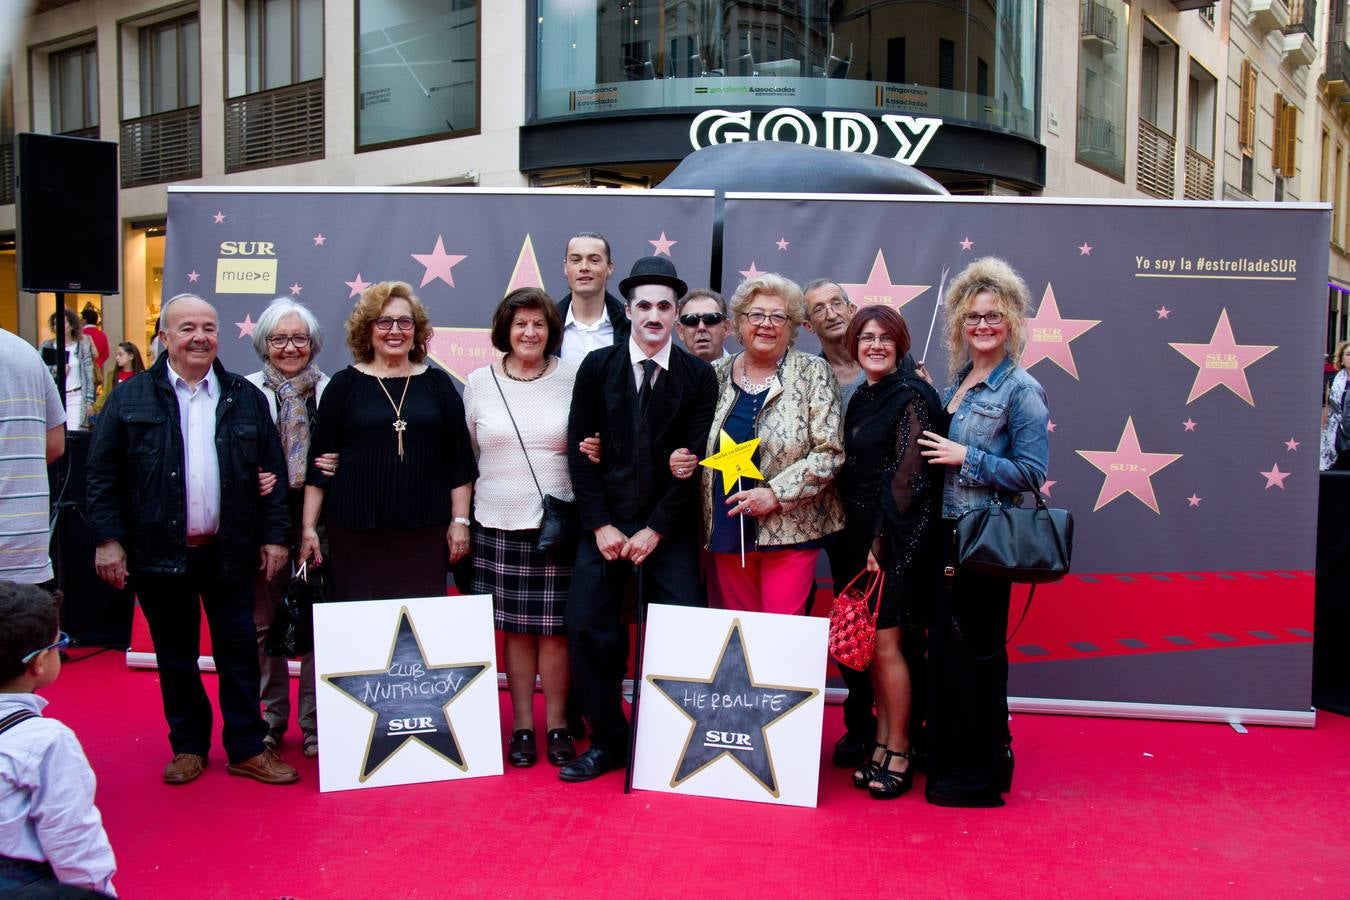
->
xmin=953 ymin=460 xmax=1073 ymax=583
xmin=489 ymin=367 xmax=580 ymax=555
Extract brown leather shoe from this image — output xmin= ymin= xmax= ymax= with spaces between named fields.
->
xmin=163 ymin=753 xmax=208 ymax=785
xmin=226 ymin=748 xmax=299 ymax=785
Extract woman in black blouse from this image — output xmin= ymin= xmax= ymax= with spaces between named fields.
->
xmin=300 ymin=282 xmax=476 ymax=601
xmin=835 ymin=305 xmax=942 ymax=799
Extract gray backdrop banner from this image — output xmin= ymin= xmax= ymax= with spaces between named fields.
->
xmin=722 ymin=194 xmax=1327 ymax=715
xmin=163 ymin=188 xmax=716 ymax=381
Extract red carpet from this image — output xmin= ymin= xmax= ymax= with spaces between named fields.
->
xmin=46 ymin=649 xmax=1350 ymax=898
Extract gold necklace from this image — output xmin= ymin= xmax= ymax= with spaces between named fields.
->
xmin=502 ymin=354 xmax=549 ymax=383
xmin=373 ymin=373 xmax=412 ymax=459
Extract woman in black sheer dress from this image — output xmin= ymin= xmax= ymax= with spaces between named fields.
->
xmin=835 ymin=305 xmax=942 ymax=799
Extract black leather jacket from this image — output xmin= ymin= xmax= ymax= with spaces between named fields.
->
xmin=85 ymin=356 xmax=289 ymax=578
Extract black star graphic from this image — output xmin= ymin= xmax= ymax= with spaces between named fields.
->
xmin=646 ymin=620 xmax=818 ymax=797
xmin=322 ymin=607 xmax=490 ymax=781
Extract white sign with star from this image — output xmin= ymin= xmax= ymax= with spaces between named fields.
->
xmin=632 ymin=604 xmax=827 ymax=807
xmin=313 ymin=595 xmax=502 ymax=792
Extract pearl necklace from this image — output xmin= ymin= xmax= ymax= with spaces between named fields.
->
xmin=738 ymin=354 xmax=782 ymax=395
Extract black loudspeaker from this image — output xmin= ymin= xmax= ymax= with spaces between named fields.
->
xmin=49 ymin=431 xmax=134 ymax=648
xmin=1313 ymin=471 xmax=1350 ymax=716
xmin=16 ymin=132 xmax=120 ymax=294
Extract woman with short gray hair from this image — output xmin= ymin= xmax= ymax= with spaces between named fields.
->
xmin=245 ymin=296 xmax=335 ymax=759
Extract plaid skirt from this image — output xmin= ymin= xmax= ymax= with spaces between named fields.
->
xmin=469 ymin=525 xmax=571 ymax=636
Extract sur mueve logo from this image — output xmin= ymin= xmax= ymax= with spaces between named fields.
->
xmin=215 ymin=239 xmax=279 ymax=295
xmin=689 ymin=107 xmax=942 ymax=166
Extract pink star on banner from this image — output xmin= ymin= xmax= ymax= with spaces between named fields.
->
xmin=212 ymin=212 xmax=225 ymax=224
xmin=236 ymin=314 xmax=256 ymax=338
xmin=346 ymin=274 xmax=371 ymax=299
xmin=775 ymin=237 xmax=790 ymax=251
xmin=1183 ymin=419 xmax=1197 ymax=432
xmin=960 ymin=237 xmax=974 ymax=250
xmin=1047 ymin=420 xmax=1057 ymax=433
xmin=1156 ymin=307 xmax=1170 ymax=319
xmin=1168 ymin=309 xmax=1277 ymax=406
xmin=1078 ymin=242 xmax=1093 ymax=256
xmin=1187 ymin=494 xmax=1202 ymax=507
xmin=649 ymin=232 xmax=677 ymax=256
xmin=1076 ymin=417 xmax=1183 ymax=513
xmin=313 ymin=234 xmax=326 ymax=246
xmin=739 ymin=261 xmax=765 ymax=280
xmin=505 ymin=234 xmax=545 ymax=292
xmin=1020 ymin=283 xmax=1101 ymax=380
xmin=289 ymin=283 xmax=303 ymax=296
xmin=187 ymin=271 xmax=200 ymax=283
xmin=425 ymin=327 xmax=503 ymax=385
xmin=1260 ymin=464 xmax=1290 ymax=489
xmin=412 ymin=236 xmax=467 ymax=289
xmin=1041 ymin=480 xmax=1057 ymax=497
xmin=1285 ymin=437 xmax=1300 ymax=451
xmin=838 ymin=249 xmax=930 ymax=312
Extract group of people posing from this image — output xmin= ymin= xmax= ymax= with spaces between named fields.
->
xmin=83 ymin=232 xmax=1049 ymax=810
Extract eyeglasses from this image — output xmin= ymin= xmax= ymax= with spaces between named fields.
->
xmin=374 ymin=316 xmax=415 ymax=332
xmin=679 ymin=312 xmax=726 ymax=327
xmin=858 ymin=333 xmax=897 ymax=347
xmin=964 ymin=312 xmax=1005 ymax=326
xmin=21 ymin=631 xmax=70 ymax=665
xmin=744 ymin=311 xmax=789 ymax=327
xmin=809 ymin=298 xmax=851 ymax=320
xmin=266 ymin=334 xmax=311 ymax=349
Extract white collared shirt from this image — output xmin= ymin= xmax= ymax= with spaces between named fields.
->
xmin=168 ymin=362 xmax=221 ymax=537
xmin=560 ymin=302 xmax=616 ymax=364
xmin=628 ymin=336 xmax=673 ymax=391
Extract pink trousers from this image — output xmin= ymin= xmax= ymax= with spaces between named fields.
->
xmin=712 ymin=549 xmax=819 ymax=615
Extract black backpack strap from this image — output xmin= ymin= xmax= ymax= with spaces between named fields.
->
xmin=0 ymin=709 xmax=38 ymax=735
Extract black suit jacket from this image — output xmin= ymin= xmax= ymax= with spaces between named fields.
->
xmin=557 ymin=291 xmax=631 ymax=345
xmin=567 ymin=341 xmax=717 ymax=537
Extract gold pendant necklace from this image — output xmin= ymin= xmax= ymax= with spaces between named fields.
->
xmin=374 ymin=373 xmax=412 ymax=459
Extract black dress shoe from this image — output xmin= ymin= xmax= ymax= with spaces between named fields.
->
xmin=546 ymin=728 xmax=576 ymax=766
xmin=925 ymin=785 xmax=1005 ymax=808
xmin=508 ymin=729 xmax=537 ymax=767
xmin=832 ymin=731 xmax=874 ymax=769
xmin=1001 ymin=743 xmax=1015 ymax=793
xmin=559 ymin=746 xmax=624 ymax=783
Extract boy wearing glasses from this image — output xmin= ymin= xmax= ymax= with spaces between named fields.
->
xmin=0 ymin=582 xmax=117 ymax=895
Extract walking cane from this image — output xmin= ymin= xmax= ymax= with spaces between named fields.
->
xmin=624 ymin=562 xmax=648 ymax=794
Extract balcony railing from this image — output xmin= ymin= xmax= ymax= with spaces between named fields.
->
xmin=120 ymin=106 xmax=201 ymax=188
xmin=224 ymin=79 xmax=324 ymax=173
xmin=1327 ymin=22 xmax=1350 ymax=96
xmin=1183 ymin=146 xmax=1216 ymax=200
xmin=1080 ymin=0 xmax=1119 ymax=47
xmin=1286 ymin=0 xmax=1317 ymax=34
xmin=0 ymin=141 xmax=12 ymax=205
xmin=1137 ymin=118 xmax=1177 ymax=198
xmin=1078 ymin=108 xmax=1119 ymax=157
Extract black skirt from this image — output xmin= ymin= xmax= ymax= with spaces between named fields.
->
xmin=326 ymin=523 xmax=448 ymax=602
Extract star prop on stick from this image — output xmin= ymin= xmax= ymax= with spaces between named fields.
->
xmin=699 ymin=430 xmax=763 ymax=493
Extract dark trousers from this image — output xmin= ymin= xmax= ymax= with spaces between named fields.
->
xmin=565 ymin=525 xmax=705 ymax=758
xmin=0 ymin=856 xmax=55 ymax=891
xmin=135 ymin=545 xmax=267 ymax=764
xmin=925 ymin=541 xmax=1012 ymax=804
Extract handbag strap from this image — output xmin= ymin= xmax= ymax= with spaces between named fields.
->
xmin=488 ymin=365 xmax=545 ymax=503
xmin=1006 ymin=458 xmax=1070 ymax=564
xmin=836 ymin=568 xmax=885 ymax=620
xmin=951 ymin=584 xmax=1036 ymax=662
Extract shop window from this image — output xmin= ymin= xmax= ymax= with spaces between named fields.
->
xmin=50 ymin=43 xmax=98 ymax=135
xmin=356 ymin=0 xmax=478 ymax=149
xmin=1076 ymin=0 xmax=1129 ymax=179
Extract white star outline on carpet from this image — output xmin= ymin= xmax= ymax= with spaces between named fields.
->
xmin=646 ymin=619 xmax=818 ymax=798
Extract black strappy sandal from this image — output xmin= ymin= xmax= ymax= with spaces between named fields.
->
xmin=868 ymin=748 xmax=915 ymax=800
xmin=852 ymin=742 xmax=886 ymax=789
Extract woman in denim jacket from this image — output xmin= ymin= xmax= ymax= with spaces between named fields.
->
xmin=917 ymin=257 xmax=1049 ymax=808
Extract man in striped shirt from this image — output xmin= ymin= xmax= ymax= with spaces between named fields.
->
xmin=0 ymin=328 xmax=66 ymax=585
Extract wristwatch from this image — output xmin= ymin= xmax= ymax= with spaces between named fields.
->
xmin=452 ymin=516 xmax=471 ymax=526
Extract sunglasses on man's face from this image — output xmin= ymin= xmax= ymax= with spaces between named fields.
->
xmin=679 ymin=312 xmax=726 ymax=327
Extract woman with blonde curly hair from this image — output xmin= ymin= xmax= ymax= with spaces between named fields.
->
xmin=916 ymin=257 xmax=1049 ymax=808
xmin=300 ymin=282 xmax=476 ymax=601
xmin=669 ymin=272 xmax=845 ymax=613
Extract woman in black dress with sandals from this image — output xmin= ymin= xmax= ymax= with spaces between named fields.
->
xmin=835 ymin=305 xmax=942 ymax=799
xmin=300 ymin=281 xmax=476 ymax=600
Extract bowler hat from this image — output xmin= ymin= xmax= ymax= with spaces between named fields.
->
xmin=619 ymin=256 xmax=688 ymax=300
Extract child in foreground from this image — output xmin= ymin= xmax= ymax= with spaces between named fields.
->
xmin=0 ymin=581 xmax=117 ymax=895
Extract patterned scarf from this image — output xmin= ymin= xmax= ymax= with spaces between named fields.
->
xmin=263 ymin=362 xmax=321 ymax=489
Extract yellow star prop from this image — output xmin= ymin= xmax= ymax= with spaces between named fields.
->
xmin=699 ymin=430 xmax=764 ymax=493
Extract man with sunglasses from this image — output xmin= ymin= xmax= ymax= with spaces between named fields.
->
xmin=86 ymin=293 xmax=299 ymax=787
xmin=561 ymin=257 xmax=717 ymax=783
xmin=675 ymin=289 xmax=732 ymax=363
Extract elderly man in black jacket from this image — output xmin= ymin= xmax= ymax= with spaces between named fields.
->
xmin=87 ymin=293 xmax=298 ymax=786
xmin=560 ymin=257 xmax=717 ymax=783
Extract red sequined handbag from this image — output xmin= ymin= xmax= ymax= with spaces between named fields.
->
xmin=828 ymin=569 xmax=884 ymax=671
